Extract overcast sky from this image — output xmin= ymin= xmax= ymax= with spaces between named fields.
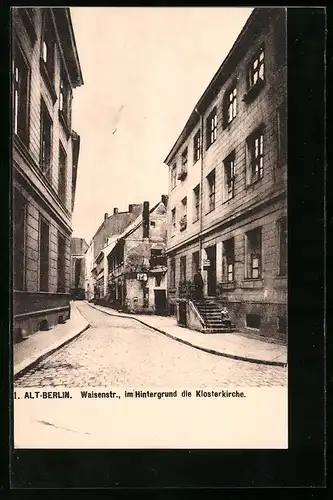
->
xmin=70 ymin=7 xmax=254 ymax=243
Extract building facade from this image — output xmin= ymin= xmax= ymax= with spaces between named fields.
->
xmin=106 ymin=197 xmax=168 ymax=314
xmin=70 ymin=237 xmax=88 ymax=299
xmin=164 ymin=8 xmax=287 ymax=341
xmin=85 ymin=204 xmax=143 ymax=302
xmin=12 ymin=8 xmax=83 ymax=341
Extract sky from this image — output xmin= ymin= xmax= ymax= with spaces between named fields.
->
xmin=70 ymin=7 xmax=254 ymax=244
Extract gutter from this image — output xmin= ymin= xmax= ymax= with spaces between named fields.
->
xmin=194 ymin=107 xmax=204 ymax=270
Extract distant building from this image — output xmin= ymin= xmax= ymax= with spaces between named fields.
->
xmin=85 ymin=204 xmax=143 ymax=301
xmin=12 ymin=8 xmax=83 ymax=341
xmin=70 ymin=237 xmax=88 ymax=299
xmin=106 ymin=196 xmax=168 ymax=314
xmin=164 ymin=8 xmax=287 ymax=341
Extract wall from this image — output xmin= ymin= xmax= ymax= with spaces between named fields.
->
xmin=166 ymin=9 xmax=286 ymax=255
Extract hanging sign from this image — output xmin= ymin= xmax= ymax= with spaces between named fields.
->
xmin=137 ymin=273 xmax=148 ymax=281
xmin=203 ymin=259 xmax=211 ymax=268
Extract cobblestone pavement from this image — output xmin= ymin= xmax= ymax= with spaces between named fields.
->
xmin=15 ymin=302 xmax=287 ymax=388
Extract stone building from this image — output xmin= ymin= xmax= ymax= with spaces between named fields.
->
xmin=164 ymin=8 xmax=287 ymax=341
xmin=70 ymin=237 xmax=88 ymax=299
xmin=106 ymin=196 xmax=168 ymax=314
xmin=85 ymin=204 xmax=143 ymax=302
xmin=12 ymin=8 xmax=83 ymax=341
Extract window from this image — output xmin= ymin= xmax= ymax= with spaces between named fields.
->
xmin=207 ymin=169 xmax=216 ymax=212
xmin=277 ymin=100 xmax=287 ymax=166
xmin=150 ymin=221 xmax=156 ymax=227
xmin=155 ymin=275 xmax=162 ymax=287
xmin=223 ymin=238 xmax=235 ymax=282
xmin=39 ymin=217 xmax=50 ymax=291
xmin=19 ymin=8 xmax=37 ymax=44
xmin=247 ymin=127 xmax=264 ymax=184
xmin=59 ymin=71 xmax=70 ymax=125
xmin=277 ymin=315 xmax=287 ymax=334
xmin=206 ymin=107 xmax=217 ymax=149
xmin=12 ymin=42 xmax=29 ymax=145
xmin=278 ymin=216 xmax=287 ymax=276
xmin=41 ymin=10 xmax=55 ymax=82
xmin=193 ymin=184 xmax=200 ymax=222
xmin=171 ymin=163 xmax=177 ymax=190
xmin=193 ymin=129 xmax=201 ymax=163
xmin=245 ymin=228 xmax=262 ymax=279
xmin=225 ymin=86 xmax=237 ymax=125
xmin=150 ymin=248 xmax=165 ymax=267
xmin=246 ymin=314 xmax=261 ymax=329
xmin=181 ymin=148 xmax=188 ymax=174
xmin=171 ymin=208 xmax=176 ymax=234
xmin=192 ymin=251 xmax=199 ymax=278
xmin=223 ymin=151 xmax=235 ymax=201
xmin=274 ymin=12 xmax=286 ymax=68
xmin=170 ymin=257 xmax=176 ymax=287
xmin=248 ymin=45 xmax=265 ymax=89
xmin=13 ymin=189 xmax=26 ymax=290
xmin=180 ymin=197 xmax=187 ymax=231
xmin=57 ymin=232 xmax=66 ymax=292
xmin=58 ymin=142 xmax=67 ymax=204
xmin=40 ymin=100 xmax=52 ymax=179
xmin=180 ymin=256 xmax=186 ymax=283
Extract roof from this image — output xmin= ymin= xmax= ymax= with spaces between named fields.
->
xmin=105 ymin=200 xmax=166 ymax=258
xmin=164 ymin=8 xmax=281 ymax=165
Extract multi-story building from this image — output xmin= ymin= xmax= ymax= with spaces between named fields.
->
xmin=106 ymin=196 xmax=168 ymax=314
xmin=12 ymin=8 xmax=83 ymax=341
xmin=70 ymin=237 xmax=88 ymax=299
xmin=164 ymin=8 xmax=287 ymax=341
xmin=85 ymin=204 xmax=143 ymax=302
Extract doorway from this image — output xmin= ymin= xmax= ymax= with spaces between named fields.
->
xmin=154 ymin=289 xmax=167 ymax=315
xmin=206 ymin=245 xmax=217 ymax=296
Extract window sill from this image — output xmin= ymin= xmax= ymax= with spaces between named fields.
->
xmin=223 ymin=117 xmax=236 ymax=131
xmin=206 ymin=139 xmax=217 ymax=151
xmin=193 ymin=158 xmax=200 ymax=166
xmin=222 ymin=196 xmax=234 ymax=205
xmin=40 ymin=59 xmax=57 ymax=104
xmin=218 ymin=281 xmax=236 ymax=291
xmin=243 ymin=78 xmax=265 ymax=103
xmin=240 ymin=279 xmax=263 ymax=289
xmin=192 ymin=218 xmax=199 ymax=224
xmin=205 ymin=208 xmax=215 ymax=215
xmin=246 ymin=176 xmax=263 ymax=189
xmin=59 ymin=110 xmax=71 ymax=139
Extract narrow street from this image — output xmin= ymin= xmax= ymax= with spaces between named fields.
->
xmin=15 ymin=302 xmax=287 ymax=388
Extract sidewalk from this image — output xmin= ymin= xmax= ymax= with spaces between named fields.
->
xmin=13 ymin=301 xmax=90 ymax=378
xmin=90 ymin=303 xmax=287 ymax=367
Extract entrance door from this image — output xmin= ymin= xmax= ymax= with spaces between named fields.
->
xmin=154 ymin=289 xmax=167 ymax=315
xmin=206 ymin=245 xmax=217 ymax=296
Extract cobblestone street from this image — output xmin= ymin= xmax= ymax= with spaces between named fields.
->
xmin=15 ymin=302 xmax=287 ymax=388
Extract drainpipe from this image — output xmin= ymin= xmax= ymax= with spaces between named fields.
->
xmin=194 ymin=107 xmax=204 ymax=272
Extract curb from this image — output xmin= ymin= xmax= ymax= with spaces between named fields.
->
xmin=88 ymin=304 xmax=287 ymax=368
xmin=14 ymin=324 xmax=91 ymax=380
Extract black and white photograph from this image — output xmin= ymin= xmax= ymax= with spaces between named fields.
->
xmin=12 ymin=6 xmax=288 ymax=449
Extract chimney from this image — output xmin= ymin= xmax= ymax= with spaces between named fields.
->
xmin=113 ymin=208 xmax=118 ymax=215
xmin=161 ymin=194 xmax=169 ymax=207
xmin=104 ymin=213 xmax=108 ymax=221
xmin=142 ymin=201 xmax=149 ymax=239
xmin=128 ymin=204 xmax=133 ymax=213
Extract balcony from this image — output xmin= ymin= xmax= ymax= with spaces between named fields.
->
xmin=177 ymin=167 xmax=188 ymax=181
xmin=179 ymin=214 xmax=187 ymax=231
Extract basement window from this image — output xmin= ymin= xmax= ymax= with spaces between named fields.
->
xmin=246 ymin=314 xmax=261 ymax=329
